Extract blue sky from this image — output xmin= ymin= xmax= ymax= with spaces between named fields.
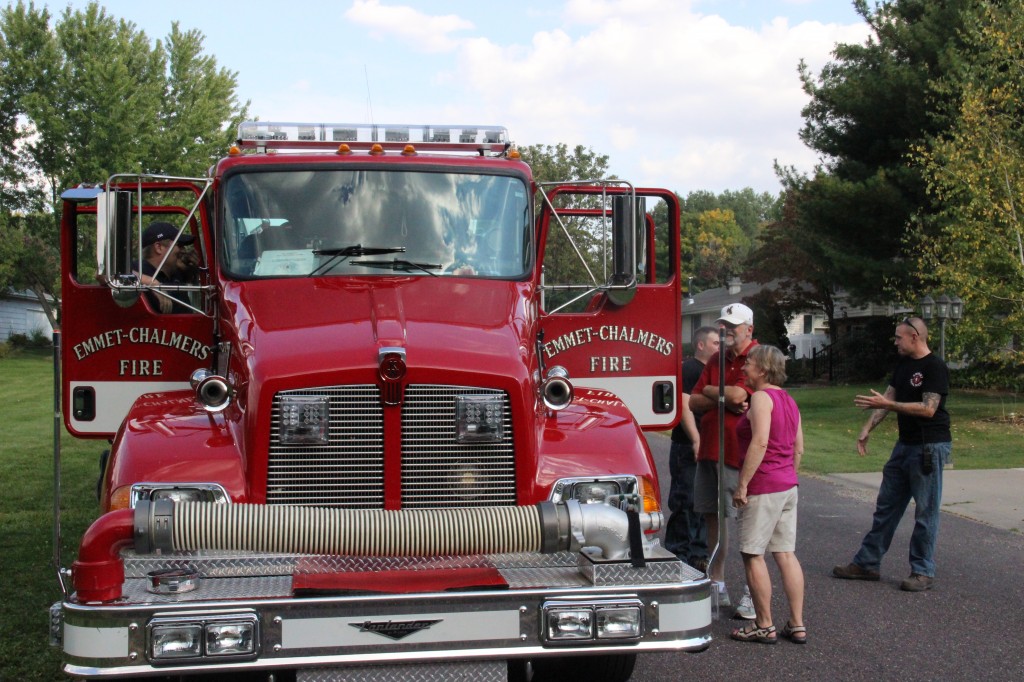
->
xmin=52 ymin=0 xmax=870 ymax=194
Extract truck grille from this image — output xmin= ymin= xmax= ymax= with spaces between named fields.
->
xmin=267 ymin=385 xmax=515 ymax=508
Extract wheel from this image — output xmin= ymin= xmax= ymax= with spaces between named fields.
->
xmin=528 ymin=654 xmax=636 ymax=682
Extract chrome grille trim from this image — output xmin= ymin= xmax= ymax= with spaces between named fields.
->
xmin=268 ymin=386 xmax=384 ymax=508
xmin=401 ymin=386 xmax=516 ymax=508
xmin=267 ymin=385 xmax=516 ymax=508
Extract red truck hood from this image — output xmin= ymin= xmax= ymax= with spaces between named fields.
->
xmin=223 ymin=277 xmax=536 ymax=391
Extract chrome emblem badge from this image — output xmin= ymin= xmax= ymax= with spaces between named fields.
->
xmin=349 ymin=619 xmax=442 ymax=640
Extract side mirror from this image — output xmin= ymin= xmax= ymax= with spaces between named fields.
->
xmin=608 ymin=194 xmax=639 ymax=306
xmin=96 ymin=190 xmax=134 ymax=279
xmin=97 ymin=191 xmax=141 ymax=307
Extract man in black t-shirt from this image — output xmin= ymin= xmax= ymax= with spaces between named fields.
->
xmin=665 ymin=326 xmax=719 ymax=568
xmin=138 ymin=222 xmax=196 ymax=313
xmin=833 ymin=316 xmax=952 ymax=592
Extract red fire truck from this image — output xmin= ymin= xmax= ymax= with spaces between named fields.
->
xmin=50 ymin=122 xmax=710 ymax=680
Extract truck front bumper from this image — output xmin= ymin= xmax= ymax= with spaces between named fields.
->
xmin=55 ymin=548 xmax=711 ymax=678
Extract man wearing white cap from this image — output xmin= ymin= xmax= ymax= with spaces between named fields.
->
xmin=688 ymin=302 xmax=758 ymax=617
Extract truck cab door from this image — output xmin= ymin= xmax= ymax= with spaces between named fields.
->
xmin=60 ymin=182 xmax=215 ymax=438
xmin=537 ymin=184 xmax=681 ymax=430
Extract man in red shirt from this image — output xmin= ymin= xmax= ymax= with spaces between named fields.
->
xmin=689 ymin=303 xmax=758 ymax=613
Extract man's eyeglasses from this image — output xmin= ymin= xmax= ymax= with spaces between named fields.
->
xmin=901 ymin=317 xmax=923 ymax=337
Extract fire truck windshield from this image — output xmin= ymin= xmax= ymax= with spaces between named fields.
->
xmin=222 ymin=169 xmax=531 ymax=279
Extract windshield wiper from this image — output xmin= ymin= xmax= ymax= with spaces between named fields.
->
xmin=310 ymin=245 xmax=405 ymax=276
xmin=351 ymin=259 xmax=442 ymax=276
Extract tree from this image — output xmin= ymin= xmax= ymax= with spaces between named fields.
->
xmin=794 ymin=0 xmax=972 ymax=305
xmin=0 ymin=1 xmax=248 ymax=328
xmin=520 ymin=142 xmax=617 ymax=307
xmin=745 ymin=178 xmax=839 ymax=342
xmin=692 ymin=208 xmax=748 ymax=285
xmin=653 ymin=188 xmax=780 ymax=293
xmin=914 ymin=1 xmax=1024 ymax=359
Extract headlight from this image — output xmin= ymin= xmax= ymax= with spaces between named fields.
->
xmin=206 ymin=620 xmax=256 ymax=656
xmin=150 ymin=623 xmax=203 ymax=659
xmin=130 ymin=483 xmax=228 ymax=508
xmin=456 ymin=394 xmax=505 ymax=442
xmin=551 ymin=475 xmax=632 ymax=505
xmin=570 ymin=480 xmax=621 ymax=504
xmin=550 ymin=475 xmax=661 ymax=513
xmin=279 ymin=394 xmax=330 ymax=444
xmin=596 ymin=605 xmax=642 ymax=639
xmin=148 ymin=614 xmax=258 ymax=663
xmin=546 ymin=607 xmax=593 ymax=641
xmin=543 ymin=600 xmax=643 ymax=644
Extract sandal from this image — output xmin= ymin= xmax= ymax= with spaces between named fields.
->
xmin=781 ymin=621 xmax=807 ymax=644
xmin=730 ymin=623 xmax=777 ymax=644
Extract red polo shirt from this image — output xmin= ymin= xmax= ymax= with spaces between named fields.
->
xmin=691 ymin=340 xmax=758 ymax=468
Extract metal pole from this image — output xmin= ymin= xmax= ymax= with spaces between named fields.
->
xmin=53 ymin=329 xmax=68 ymax=596
xmin=714 ymin=325 xmax=727 ymax=611
xmin=939 ymin=317 xmax=946 ymax=361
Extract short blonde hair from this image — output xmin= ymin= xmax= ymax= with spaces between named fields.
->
xmin=748 ymin=344 xmax=787 ymax=386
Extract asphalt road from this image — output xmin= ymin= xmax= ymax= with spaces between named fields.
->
xmin=636 ymin=432 xmax=1024 ymax=682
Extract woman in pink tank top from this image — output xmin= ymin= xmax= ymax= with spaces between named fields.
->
xmin=730 ymin=344 xmax=807 ymax=645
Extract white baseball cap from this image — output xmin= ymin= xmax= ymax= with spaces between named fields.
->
xmin=717 ymin=302 xmax=754 ymax=326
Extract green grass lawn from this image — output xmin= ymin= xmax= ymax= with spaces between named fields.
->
xmin=790 ymin=383 xmax=1023 ymax=473
xmin=1 ymin=350 xmax=1021 ymax=679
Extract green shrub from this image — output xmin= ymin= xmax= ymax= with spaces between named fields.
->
xmin=951 ymin=356 xmax=1024 ymax=393
xmin=6 ymin=332 xmax=30 ymax=348
xmin=29 ymin=328 xmax=52 ymax=348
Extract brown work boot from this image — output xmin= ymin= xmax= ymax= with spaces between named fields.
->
xmin=900 ymin=574 xmax=934 ymax=592
xmin=832 ymin=562 xmax=880 ymax=581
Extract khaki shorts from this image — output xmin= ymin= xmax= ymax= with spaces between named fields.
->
xmin=693 ymin=460 xmax=738 ymax=518
xmin=737 ymin=487 xmax=799 ymax=555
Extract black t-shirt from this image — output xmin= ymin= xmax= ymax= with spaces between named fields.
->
xmin=892 ymin=353 xmax=951 ymax=444
xmin=670 ymin=357 xmax=706 ymax=444
xmin=140 ymin=260 xmax=191 ymax=313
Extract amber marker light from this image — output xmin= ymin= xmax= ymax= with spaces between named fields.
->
xmin=369 ymin=143 xmax=384 ymax=155
xmin=509 ymin=148 xmax=521 ymax=159
xmin=107 ymin=485 xmax=132 ymax=512
xmin=228 ymin=145 xmax=241 ymax=156
xmin=337 ymin=143 xmax=352 ymax=155
xmin=639 ymin=476 xmax=661 ymax=515
xmin=401 ymin=144 xmax=417 ymax=156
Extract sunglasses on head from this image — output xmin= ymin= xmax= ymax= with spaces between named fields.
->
xmin=901 ymin=317 xmax=923 ymax=336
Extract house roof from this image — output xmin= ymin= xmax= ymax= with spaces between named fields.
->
xmin=683 ymin=280 xmax=766 ymax=318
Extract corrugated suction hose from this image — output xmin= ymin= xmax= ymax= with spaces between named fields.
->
xmin=134 ymin=499 xmax=662 ymax=560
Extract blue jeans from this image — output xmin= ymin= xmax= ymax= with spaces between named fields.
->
xmin=665 ymin=440 xmax=708 ymax=563
xmin=853 ymin=440 xmax=952 ymax=577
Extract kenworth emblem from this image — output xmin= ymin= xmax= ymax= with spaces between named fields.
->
xmin=349 ymin=619 xmax=442 ymax=640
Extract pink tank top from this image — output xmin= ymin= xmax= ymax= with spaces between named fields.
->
xmin=736 ymin=388 xmax=800 ymax=495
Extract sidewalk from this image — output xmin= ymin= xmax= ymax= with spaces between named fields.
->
xmin=828 ymin=468 xmax=1024 ymax=533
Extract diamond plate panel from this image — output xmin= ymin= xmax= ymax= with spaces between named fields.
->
xmin=579 ymin=547 xmax=698 ymax=586
xmin=498 ymin=566 xmax=589 ymax=589
xmin=120 ymin=576 xmax=292 ymax=603
xmin=297 ymin=660 xmax=506 ymax=682
xmin=122 ymin=551 xmax=583 ymax=579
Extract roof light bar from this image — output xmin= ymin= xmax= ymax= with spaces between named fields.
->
xmin=237 ymin=122 xmax=509 ymax=154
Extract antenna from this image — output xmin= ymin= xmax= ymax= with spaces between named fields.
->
xmin=364 ymin=65 xmax=374 ymax=125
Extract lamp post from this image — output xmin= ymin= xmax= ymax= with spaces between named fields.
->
xmin=919 ymin=293 xmax=963 ymax=361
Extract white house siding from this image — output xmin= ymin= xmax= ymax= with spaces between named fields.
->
xmin=1 ymin=291 xmax=54 ymax=341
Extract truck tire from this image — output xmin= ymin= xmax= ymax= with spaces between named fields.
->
xmin=525 ymin=654 xmax=636 ymax=682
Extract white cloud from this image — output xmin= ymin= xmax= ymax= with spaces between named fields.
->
xmin=328 ymin=0 xmax=869 ymax=192
xmin=345 ymin=0 xmax=474 ymax=53
xmin=438 ymin=0 xmax=869 ymax=191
